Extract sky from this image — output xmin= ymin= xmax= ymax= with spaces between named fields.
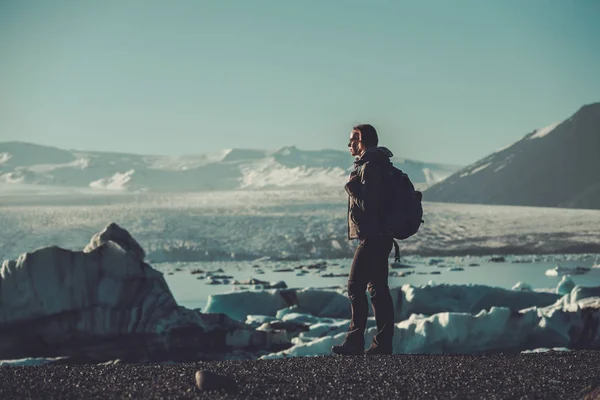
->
xmin=1 ymin=0 xmax=599 ymax=165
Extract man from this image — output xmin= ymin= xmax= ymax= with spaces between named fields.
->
xmin=331 ymin=124 xmax=395 ymax=356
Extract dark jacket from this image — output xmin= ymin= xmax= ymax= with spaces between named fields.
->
xmin=345 ymin=146 xmax=394 ymax=240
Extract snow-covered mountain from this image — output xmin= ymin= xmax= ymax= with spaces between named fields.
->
xmin=0 ymin=143 xmax=460 ymax=192
xmin=424 ymin=102 xmax=600 ymax=209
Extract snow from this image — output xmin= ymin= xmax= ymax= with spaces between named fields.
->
xmin=0 ymin=152 xmax=11 ymax=166
xmin=512 ymin=282 xmax=532 ymax=291
xmin=529 ymin=121 xmax=563 ymax=140
xmin=459 ymin=162 xmax=491 ymax=177
xmin=89 ymin=169 xmax=135 ymax=190
xmin=0 ymin=142 xmax=460 ymax=192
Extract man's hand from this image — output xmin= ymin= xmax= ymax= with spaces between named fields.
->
xmin=348 ymin=171 xmax=359 ymax=182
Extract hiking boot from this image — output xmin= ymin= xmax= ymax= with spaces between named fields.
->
xmin=364 ymin=342 xmax=393 ymax=355
xmin=331 ymin=341 xmax=364 ymax=356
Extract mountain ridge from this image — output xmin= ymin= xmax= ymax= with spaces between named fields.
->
xmin=0 ymin=141 xmax=461 ymax=192
xmin=424 ymin=102 xmax=600 ymax=209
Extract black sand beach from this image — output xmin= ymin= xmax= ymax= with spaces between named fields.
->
xmin=1 ymin=351 xmax=599 ymax=399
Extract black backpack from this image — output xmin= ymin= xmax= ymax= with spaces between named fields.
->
xmin=381 ymin=166 xmax=424 ymax=261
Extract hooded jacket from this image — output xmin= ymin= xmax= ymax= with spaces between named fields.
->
xmin=345 ymin=146 xmax=394 ymax=240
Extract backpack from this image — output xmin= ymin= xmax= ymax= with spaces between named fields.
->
xmin=381 ymin=166 xmax=424 ymax=261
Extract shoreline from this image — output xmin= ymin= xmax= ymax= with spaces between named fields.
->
xmin=1 ymin=351 xmax=599 ymax=399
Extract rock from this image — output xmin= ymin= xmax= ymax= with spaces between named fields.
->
xmin=190 ymin=269 xmax=204 ymax=275
xmin=321 ymin=273 xmax=349 ymax=278
xmin=448 ymin=267 xmax=464 ymax=272
xmin=269 ymin=281 xmax=287 ymax=289
xmin=83 ymin=223 xmax=145 ymax=261
xmin=468 ymin=263 xmax=480 ymax=267
xmin=195 ymin=370 xmax=238 ymax=392
xmin=231 ymin=278 xmax=287 ymax=289
xmin=210 ymin=275 xmax=234 ymax=280
xmin=389 ymin=262 xmax=414 ymax=269
xmin=273 ymin=268 xmax=294 ymax=273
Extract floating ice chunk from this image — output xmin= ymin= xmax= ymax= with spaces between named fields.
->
xmin=208 ymin=282 xmax=562 ymax=323
xmin=0 ymin=357 xmax=67 ymax=366
xmin=205 ymin=288 xmax=348 ymax=321
xmin=394 ymin=283 xmax=560 ymax=321
xmin=556 ymin=276 xmax=575 ymax=295
xmin=546 ymin=267 xmax=559 ymax=276
xmin=261 ymin=318 xmax=378 ymax=359
xmin=245 ymin=315 xmax=278 ymax=327
xmin=300 ymin=319 xmax=351 ymax=339
xmin=512 ymin=282 xmax=532 ymax=291
xmin=278 ymin=311 xmax=320 ymax=324
xmin=261 ymin=332 xmax=346 ymax=359
xmin=521 ymin=347 xmax=570 ymax=354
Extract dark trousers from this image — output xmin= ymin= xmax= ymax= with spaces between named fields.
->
xmin=345 ymin=236 xmax=395 ymax=347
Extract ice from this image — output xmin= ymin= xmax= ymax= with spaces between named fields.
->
xmin=262 ymin=291 xmax=600 ymax=357
xmin=556 ymin=276 xmax=575 ymax=295
xmin=395 ymin=283 xmax=560 ymax=321
xmin=0 ymin=357 xmax=67 ymax=366
xmin=545 ymin=265 xmax=590 ymax=277
xmin=521 ymin=347 xmax=570 ymax=354
xmin=570 ymin=286 xmax=600 ymax=302
xmin=299 ymin=319 xmax=351 ymax=339
xmin=205 ymin=283 xmax=560 ymax=323
xmin=261 ymin=333 xmax=346 ymax=359
xmin=204 ymin=288 xmax=349 ymax=321
xmin=245 ymin=315 xmax=277 ymax=327
xmin=3 ymin=191 xmax=600 ymax=262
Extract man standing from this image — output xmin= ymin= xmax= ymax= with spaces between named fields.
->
xmin=331 ymin=124 xmax=395 ymax=356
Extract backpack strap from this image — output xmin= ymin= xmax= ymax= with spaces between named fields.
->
xmin=392 ymin=240 xmax=400 ymax=262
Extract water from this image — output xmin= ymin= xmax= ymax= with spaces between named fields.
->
xmin=155 ymin=253 xmax=600 ymax=310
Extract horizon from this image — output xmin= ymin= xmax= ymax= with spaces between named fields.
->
xmin=1 ymin=1 xmax=599 ymax=165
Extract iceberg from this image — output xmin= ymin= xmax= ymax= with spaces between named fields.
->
xmin=0 ymin=223 xmax=289 ymax=362
xmin=205 ymin=282 xmax=561 ymax=323
xmin=261 ymin=292 xmax=600 ymax=358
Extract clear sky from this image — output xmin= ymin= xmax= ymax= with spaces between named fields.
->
xmin=1 ymin=0 xmax=599 ymax=165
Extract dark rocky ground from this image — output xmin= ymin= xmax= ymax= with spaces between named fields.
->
xmin=1 ymin=351 xmax=599 ymax=399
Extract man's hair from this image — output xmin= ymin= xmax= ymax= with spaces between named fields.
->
xmin=353 ymin=124 xmax=378 ymax=147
